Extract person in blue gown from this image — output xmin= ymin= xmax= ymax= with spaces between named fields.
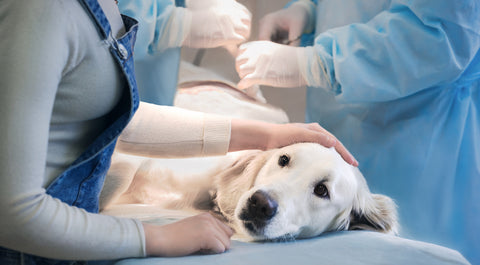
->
xmin=235 ymin=0 xmax=480 ymax=263
xmin=118 ymin=0 xmax=251 ymax=105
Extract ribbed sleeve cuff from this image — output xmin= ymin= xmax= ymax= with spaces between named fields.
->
xmin=202 ymin=114 xmax=231 ymax=155
xmin=176 ymin=8 xmax=192 ymax=47
xmin=132 ymin=219 xmax=148 ymax=257
xmin=118 ymin=103 xmax=231 ymax=158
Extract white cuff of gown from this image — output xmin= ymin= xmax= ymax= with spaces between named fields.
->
xmin=155 ymin=7 xmax=191 ymax=49
xmin=298 ymin=46 xmax=332 ymax=89
xmin=169 ymin=7 xmax=192 ymax=47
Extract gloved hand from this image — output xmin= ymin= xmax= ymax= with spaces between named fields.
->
xmin=258 ymin=0 xmax=315 ymax=46
xmin=182 ymin=0 xmax=251 ymax=49
xmin=236 ymin=41 xmax=309 ymax=89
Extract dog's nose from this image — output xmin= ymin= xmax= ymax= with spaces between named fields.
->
xmin=247 ymin=190 xmax=278 ymax=221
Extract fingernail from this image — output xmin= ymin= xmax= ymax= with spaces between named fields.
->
xmin=352 ymin=158 xmax=359 ymax=167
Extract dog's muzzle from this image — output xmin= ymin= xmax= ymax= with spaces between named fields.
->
xmin=239 ymin=190 xmax=278 ymax=235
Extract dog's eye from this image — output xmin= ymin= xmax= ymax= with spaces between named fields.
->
xmin=278 ymin=154 xmax=290 ymax=167
xmin=314 ymin=184 xmax=329 ymax=199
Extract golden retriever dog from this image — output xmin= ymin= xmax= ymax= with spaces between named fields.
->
xmin=101 ymin=143 xmax=398 ymax=240
xmin=100 ymin=62 xmax=398 ymax=240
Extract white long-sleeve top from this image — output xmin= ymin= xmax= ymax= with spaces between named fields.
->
xmin=0 ymin=0 xmax=230 ymax=260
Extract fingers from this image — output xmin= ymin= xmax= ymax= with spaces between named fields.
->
xmin=258 ymin=15 xmax=277 ymax=41
xmin=298 ymin=123 xmax=358 ymax=166
xmin=238 ymin=73 xmax=268 ymax=91
xmin=287 ymin=28 xmax=302 ymax=47
xmin=237 ymin=76 xmax=254 ymax=90
xmin=235 ymin=41 xmax=270 ymax=89
xmin=236 ymin=3 xmax=252 ymax=26
xmin=234 ymin=3 xmax=252 ymax=40
xmin=197 ymin=213 xmax=233 ymax=254
xmin=235 ymin=43 xmax=254 ymax=80
xmin=144 ymin=213 xmax=233 ymax=257
xmin=334 ymin=139 xmax=359 ymax=167
xmin=213 ymin=226 xmax=233 ymax=252
xmin=197 ymin=213 xmax=233 ymax=253
xmin=235 ymin=56 xmax=248 ymax=74
xmin=234 ymin=24 xmax=251 ymax=40
xmin=237 ymin=77 xmax=253 ymax=91
xmin=258 ymin=7 xmax=306 ymax=45
xmin=289 ymin=123 xmax=337 ymax=148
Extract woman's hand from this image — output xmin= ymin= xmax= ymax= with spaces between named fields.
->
xmin=229 ymin=119 xmax=358 ymax=166
xmin=290 ymin=123 xmax=358 ymax=166
xmin=143 ymin=213 xmax=233 ymax=257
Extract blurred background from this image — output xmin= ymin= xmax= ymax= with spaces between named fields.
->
xmin=181 ymin=0 xmax=307 ymax=122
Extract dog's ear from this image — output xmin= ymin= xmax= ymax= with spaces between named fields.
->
xmin=348 ymin=168 xmax=399 ymax=235
xmin=349 ymin=193 xmax=399 ymax=235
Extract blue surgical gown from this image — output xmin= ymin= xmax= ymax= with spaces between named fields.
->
xmin=118 ymin=0 xmax=185 ymax=106
xmin=297 ymin=0 xmax=480 ymax=263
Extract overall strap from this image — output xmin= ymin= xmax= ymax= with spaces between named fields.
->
xmin=78 ymin=0 xmax=112 ymax=39
xmin=46 ymin=0 xmax=139 ymax=213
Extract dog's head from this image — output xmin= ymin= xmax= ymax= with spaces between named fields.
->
xmin=214 ymin=143 xmax=398 ymax=241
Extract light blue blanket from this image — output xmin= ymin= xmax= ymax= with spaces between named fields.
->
xmin=99 ymin=230 xmax=469 ymax=265
xmin=93 ymin=206 xmax=470 ymax=265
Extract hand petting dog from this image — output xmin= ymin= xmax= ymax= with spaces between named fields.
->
xmin=228 ymin=119 xmax=358 ymax=166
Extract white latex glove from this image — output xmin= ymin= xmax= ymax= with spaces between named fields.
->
xmin=236 ymin=41 xmax=308 ymax=89
xmin=258 ymin=1 xmax=315 ymax=46
xmin=182 ymin=1 xmax=251 ymax=48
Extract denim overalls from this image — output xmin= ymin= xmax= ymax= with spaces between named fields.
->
xmin=0 ymin=0 xmax=139 ymax=264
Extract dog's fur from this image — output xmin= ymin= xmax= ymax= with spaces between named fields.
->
xmin=102 ymin=143 xmax=398 ymax=241
xmin=101 ymin=64 xmax=398 ymax=240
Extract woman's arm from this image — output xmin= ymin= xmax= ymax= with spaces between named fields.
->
xmin=117 ymin=102 xmax=357 ymax=165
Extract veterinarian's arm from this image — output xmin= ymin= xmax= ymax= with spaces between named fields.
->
xmin=119 ymin=0 xmax=250 ymax=59
xmin=229 ymin=119 xmax=358 ymax=166
xmin=238 ymin=1 xmax=480 ymax=103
